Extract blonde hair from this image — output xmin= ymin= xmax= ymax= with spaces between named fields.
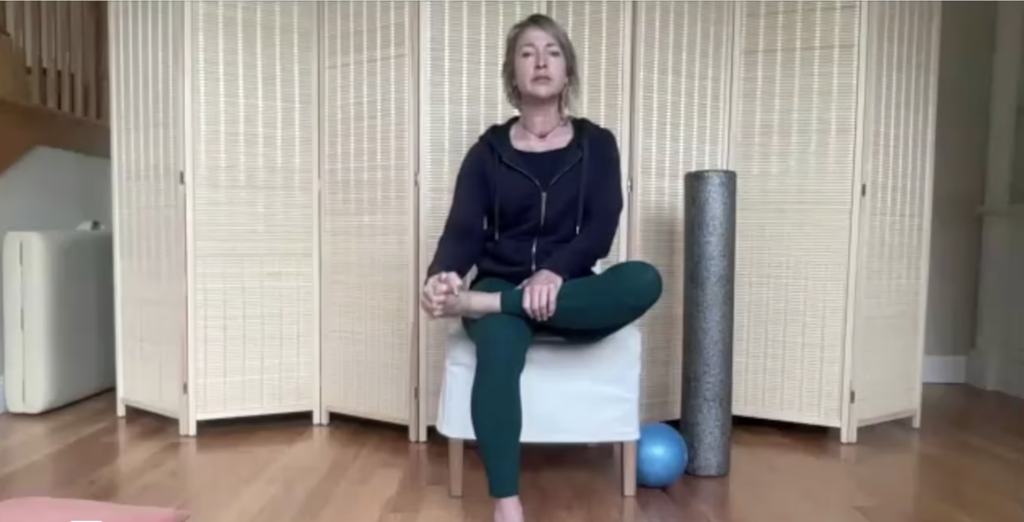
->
xmin=502 ymin=13 xmax=579 ymax=115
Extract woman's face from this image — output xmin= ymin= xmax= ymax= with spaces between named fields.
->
xmin=513 ymin=27 xmax=567 ymax=105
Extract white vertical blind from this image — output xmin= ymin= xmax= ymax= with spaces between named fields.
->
xmin=320 ymin=1 xmax=416 ymax=425
xmin=852 ymin=1 xmax=940 ymax=423
xmin=110 ymin=0 xmax=185 ymax=419
xmin=729 ymin=1 xmax=861 ymax=427
xmin=189 ymin=1 xmax=319 ymax=419
xmin=631 ymin=1 xmax=733 ymax=422
xmin=418 ymin=0 xmax=545 ymax=435
xmin=550 ymin=0 xmax=632 ymax=265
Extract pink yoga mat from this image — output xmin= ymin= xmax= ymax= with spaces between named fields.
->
xmin=0 ymin=497 xmax=190 ymax=522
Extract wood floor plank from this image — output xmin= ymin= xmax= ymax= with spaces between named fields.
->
xmin=0 ymin=385 xmax=1020 ymax=522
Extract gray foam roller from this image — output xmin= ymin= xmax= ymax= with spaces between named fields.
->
xmin=680 ymin=169 xmax=737 ymax=477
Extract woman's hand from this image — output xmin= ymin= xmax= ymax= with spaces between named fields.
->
xmin=421 ymin=272 xmax=463 ymax=318
xmin=519 ymin=269 xmax=563 ymax=321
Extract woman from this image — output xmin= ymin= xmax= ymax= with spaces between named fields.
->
xmin=420 ymin=13 xmax=663 ymax=522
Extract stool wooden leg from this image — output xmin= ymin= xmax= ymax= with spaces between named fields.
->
xmin=449 ymin=438 xmax=464 ymax=498
xmin=622 ymin=441 xmax=637 ymax=497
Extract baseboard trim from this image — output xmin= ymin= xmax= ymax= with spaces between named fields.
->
xmin=923 ymin=355 xmax=967 ymax=384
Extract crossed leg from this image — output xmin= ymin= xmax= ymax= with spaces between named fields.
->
xmin=457 ymin=261 xmax=663 ymax=515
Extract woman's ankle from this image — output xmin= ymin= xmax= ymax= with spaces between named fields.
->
xmin=499 ymin=289 xmax=524 ymax=316
xmin=494 ymin=496 xmax=523 ymax=522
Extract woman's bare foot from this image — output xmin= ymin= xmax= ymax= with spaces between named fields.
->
xmin=437 ymin=290 xmax=501 ymax=319
xmin=494 ymin=497 xmax=524 ymax=522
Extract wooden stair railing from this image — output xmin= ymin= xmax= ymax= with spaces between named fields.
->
xmin=1 ymin=1 xmax=109 ymax=174
xmin=1 ymin=1 xmax=108 ymax=120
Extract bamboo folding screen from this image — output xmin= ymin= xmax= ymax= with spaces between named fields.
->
xmin=109 ymin=1 xmax=940 ymax=443
xmin=848 ymin=1 xmax=940 ymax=440
xmin=729 ymin=1 xmax=862 ymax=428
xmin=321 ymin=1 xmax=417 ymax=426
xmin=630 ymin=1 xmax=733 ymax=422
xmin=109 ymin=0 xmax=185 ymax=422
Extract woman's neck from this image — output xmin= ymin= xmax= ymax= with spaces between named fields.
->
xmin=517 ymin=102 xmax=564 ymax=137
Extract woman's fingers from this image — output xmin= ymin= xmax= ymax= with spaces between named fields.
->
xmin=421 ymin=293 xmax=437 ymax=316
xmin=536 ymin=284 xmax=550 ymax=320
xmin=441 ymin=272 xmax=462 ymax=295
xmin=528 ymin=285 xmax=541 ymax=320
xmin=532 ymin=285 xmax=544 ymax=320
xmin=421 ymin=292 xmax=436 ymax=315
xmin=537 ymin=285 xmax=550 ymax=320
xmin=518 ymin=282 xmax=560 ymax=321
xmin=422 ymin=275 xmax=451 ymax=317
xmin=522 ymin=284 xmax=534 ymax=319
xmin=545 ymin=284 xmax=558 ymax=320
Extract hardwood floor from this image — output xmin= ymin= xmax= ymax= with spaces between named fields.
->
xmin=0 ymin=385 xmax=1021 ymax=522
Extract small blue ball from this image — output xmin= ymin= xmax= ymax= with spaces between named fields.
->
xmin=636 ymin=422 xmax=688 ymax=488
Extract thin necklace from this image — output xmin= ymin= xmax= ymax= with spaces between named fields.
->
xmin=519 ymin=117 xmax=568 ymax=140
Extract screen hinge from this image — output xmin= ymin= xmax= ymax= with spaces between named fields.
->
xmin=850 ymin=390 xmax=856 ymax=404
xmin=860 ymin=183 xmax=866 ymax=197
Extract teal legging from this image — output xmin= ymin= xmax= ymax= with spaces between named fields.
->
xmin=464 ymin=260 xmax=663 ymax=498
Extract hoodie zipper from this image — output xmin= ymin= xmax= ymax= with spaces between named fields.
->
xmin=534 ymin=192 xmax=546 ymax=271
xmin=499 ymin=153 xmax=582 ymax=272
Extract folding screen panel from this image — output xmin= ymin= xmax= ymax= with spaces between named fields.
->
xmin=631 ymin=1 xmax=733 ymax=422
xmin=728 ymin=1 xmax=861 ymax=428
xmin=187 ymin=1 xmax=319 ymax=426
xmin=320 ymin=1 xmax=417 ymax=429
xmin=104 ymin=0 xmax=941 ymax=440
xmin=550 ymin=0 xmax=632 ymax=265
xmin=417 ymin=0 xmax=544 ymax=438
xmin=109 ymin=0 xmax=186 ymax=425
xmin=850 ymin=1 xmax=940 ymax=431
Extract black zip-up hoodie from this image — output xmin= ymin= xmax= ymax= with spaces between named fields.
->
xmin=427 ymin=116 xmax=622 ymax=285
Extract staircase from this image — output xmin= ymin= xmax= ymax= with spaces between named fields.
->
xmin=1 ymin=1 xmax=109 ymax=173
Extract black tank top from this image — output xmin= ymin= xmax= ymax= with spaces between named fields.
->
xmin=515 ymin=146 xmax=572 ymax=188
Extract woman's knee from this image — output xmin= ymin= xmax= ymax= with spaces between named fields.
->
xmin=613 ymin=260 xmax=663 ymax=309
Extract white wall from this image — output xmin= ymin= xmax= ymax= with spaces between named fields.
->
xmin=0 ymin=146 xmax=111 ymax=412
xmin=923 ymin=2 xmax=996 ymax=382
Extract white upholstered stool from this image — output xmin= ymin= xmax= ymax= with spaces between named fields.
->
xmin=436 ymin=320 xmax=642 ymax=497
